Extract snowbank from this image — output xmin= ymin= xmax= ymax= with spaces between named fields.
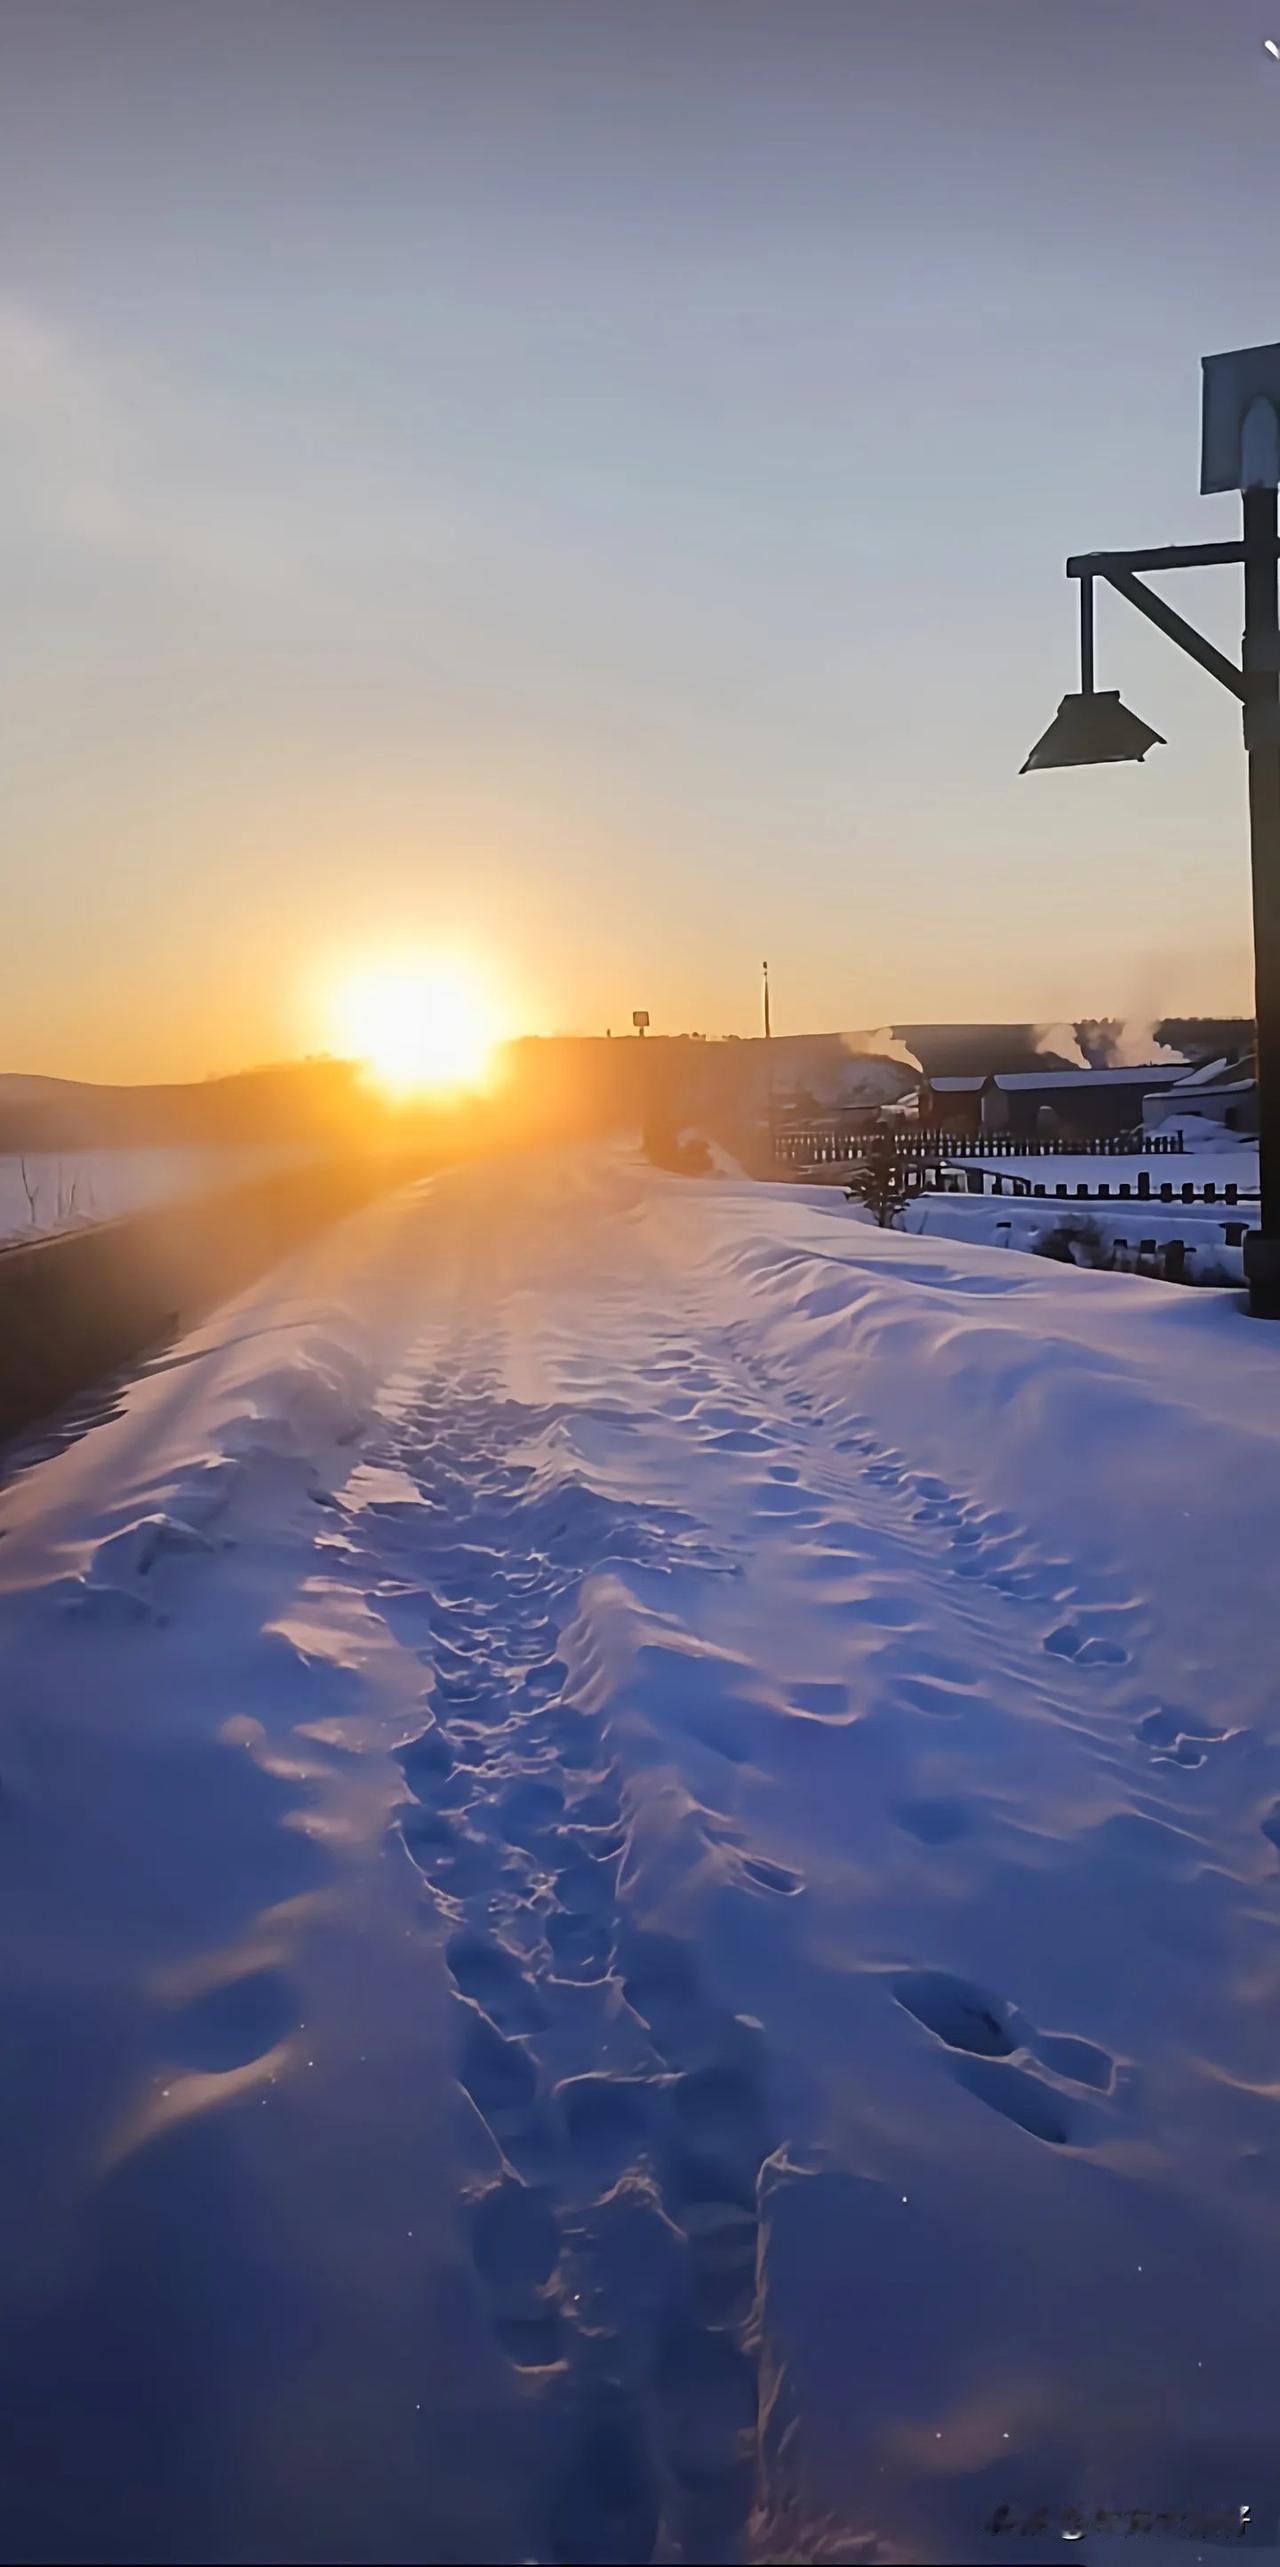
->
xmin=904 ymin=1144 xmax=1260 ymax=1282
xmin=1147 ymin=1110 xmax=1248 ymax=1151
xmin=2 ymin=1148 xmax=1280 ymax=2563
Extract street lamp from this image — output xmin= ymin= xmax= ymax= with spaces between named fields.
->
xmin=1023 ymin=340 xmax=1280 ymax=1318
xmin=1020 ymin=689 xmax=1164 ymax=774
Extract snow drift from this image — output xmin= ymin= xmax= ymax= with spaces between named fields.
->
xmin=1 ymin=1147 xmax=1279 ymax=2564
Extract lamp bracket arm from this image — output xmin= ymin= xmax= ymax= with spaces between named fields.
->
xmin=1102 ymin=569 xmax=1246 ymax=701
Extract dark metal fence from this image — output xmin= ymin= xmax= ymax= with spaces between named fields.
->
xmin=978 ymin=1172 xmax=1253 ymax=1207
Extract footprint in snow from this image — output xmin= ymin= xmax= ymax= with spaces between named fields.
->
xmin=1138 ymin=1706 xmax=1227 ymax=1768
xmin=494 ymin=1773 xmax=566 ymax=1850
xmin=396 ymin=1724 xmax=453 ymax=1795
xmin=787 ymin=1679 xmax=853 ymax=1725
xmin=894 ymin=1968 xmax=1015 ymax=2058
xmin=951 ymin=2055 xmax=1076 ymax=2146
xmin=457 ymin=2009 xmax=558 ymax=2178
xmin=556 ymin=2074 xmax=660 ymax=2184
xmin=467 ymin=2175 xmax=562 ymax=2371
xmin=893 ymin=1968 xmax=1114 ymax=2146
xmin=737 ymin=1851 xmax=803 ymax=1897
xmin=400 ymin=1806 xmax=497 ymax=1898
xmin=547 ymin=1906 xmax=614 ymax=1984
xmin=1044 ymin=1623 xmax=1129 ymax=1668
xmin=545 ymin=2383 xmax=659 ymax=2567
xmin=446 ymin=1932 xmax=547 ymax=2035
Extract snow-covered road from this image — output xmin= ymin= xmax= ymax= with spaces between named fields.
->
xmin=2 ymin=1147 xmax=1280 ymax=2565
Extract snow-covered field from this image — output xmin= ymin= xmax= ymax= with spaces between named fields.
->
xmin=0 ymin=1144 xmax=316 ymax=1244
xmin=2 ymin=1146 xmax=1279 ymax=2564
xmin=905 ymin=1144 xmax=1260 ymax=1281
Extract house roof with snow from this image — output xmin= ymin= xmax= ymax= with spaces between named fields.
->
xmin=1166 ymin=1054 xmax=1255 ymax=1091
xmin=989 ymin=1065 xmax=1190 ymax=1093
xmin=1161 ymin=1078 xmax=1256 ymax=1101
xmin=1167 ymin=1055 xmax=1230 ymax=1089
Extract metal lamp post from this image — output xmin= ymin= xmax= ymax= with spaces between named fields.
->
xmin=1022 ymin=341 xmax=1280 ymax=1318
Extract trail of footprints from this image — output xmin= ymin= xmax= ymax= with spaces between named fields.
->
xmin=381 ymin=1327 xmax=1144 ymax=2555
xmin=378 ymin=1352 xmax=776 ymax=2567
xmin=701 ymin=1322 xmax=1147 ymax=1674
xmin=118 ymin=1323 xmax=1251 ymax=2551
xmin=376 ymin=1322 xmax=1229 ymax=2354
xmin=60 ymin=1297 xmax=1276 ymax=2561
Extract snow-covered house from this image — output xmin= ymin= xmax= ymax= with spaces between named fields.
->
xmin=983 ymin=1064 xmax=1190 ymax=1138
xmin=924 ymin=1074 xmax=987 ymax=1135
xmin=1142 ymin=1056 xmax=1258 ymax=1139
xmin=925 ymin=1063 xmax=1190 ymax=1139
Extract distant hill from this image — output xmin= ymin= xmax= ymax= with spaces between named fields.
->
xmin=1157 ymin=1018 xmax=1254 ymax=1060
xmin=891 ymin=1027 xmax=1048 ymax=1078
xmin=0 ymin=1060 xmax=370 ymax=1153
xmin=0 ymin=1074 xmax=102 ymax=1104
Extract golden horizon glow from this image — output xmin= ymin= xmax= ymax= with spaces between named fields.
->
xmin=326 ymin=952 xmax=508 ymax=1100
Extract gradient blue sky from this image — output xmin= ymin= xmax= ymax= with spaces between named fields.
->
xmin=3 ymin=0 xmax=1279 ymax=1078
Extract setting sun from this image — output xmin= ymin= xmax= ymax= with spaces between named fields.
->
xmin=328 ymin=954 xmax=506 ymax=1099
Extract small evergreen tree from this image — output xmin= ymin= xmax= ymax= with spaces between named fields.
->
xmin=847 ymin=1136 xmax=907 ymax=1228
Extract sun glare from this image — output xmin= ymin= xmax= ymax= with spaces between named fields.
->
xmin=329 ymin=955 xmax=505 ymax=1100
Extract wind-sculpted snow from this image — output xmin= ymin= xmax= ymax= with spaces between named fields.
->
xmin=0 ymin=1148 xmax=1278 ymax=2564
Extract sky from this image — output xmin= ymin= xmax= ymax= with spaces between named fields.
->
xmin=3 ymin=0 xmax=1280 ymax=1080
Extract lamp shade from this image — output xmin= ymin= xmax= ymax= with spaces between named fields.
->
xmin=1020 ymin=689 xmax=1165 ymax=775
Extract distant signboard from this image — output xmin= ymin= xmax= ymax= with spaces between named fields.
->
xmin=632 ymin=1010 xmax=650 ymax=1030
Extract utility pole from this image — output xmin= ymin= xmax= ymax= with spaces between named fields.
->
xmin=762 ymin=960 xmax=776 ymax=1172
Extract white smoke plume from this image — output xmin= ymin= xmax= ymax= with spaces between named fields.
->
xmin=1081 ymin=1017 xmax=1187 ymax=1069
xmin=841 ymin=1028 xmax=925 ymax=1075
xmin=1034 ymin=1022 xmax=1090 ymax=1071
xmin=1035 ymin=1018 xmax=1188 ymax=1069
